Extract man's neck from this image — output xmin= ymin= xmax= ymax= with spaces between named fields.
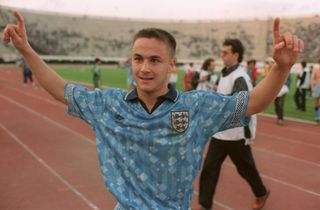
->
xmin=225 ymin=62 xmax=238 ymax=69
xmin=137 ymin=88 xmax=169 ymax=112
xmin=222 ymin=63 xmax=240 ymax=77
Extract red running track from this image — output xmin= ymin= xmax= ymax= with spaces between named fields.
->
xmin=1 ymin=67 xmax=319 ymax=210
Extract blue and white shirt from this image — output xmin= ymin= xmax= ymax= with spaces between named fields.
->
xmin=64 ymin=83 xmax=250 ymax=210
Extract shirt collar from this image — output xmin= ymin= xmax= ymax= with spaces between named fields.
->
xmin=221 ymin=64 xmax=239 ymax=77
xmin=124 ymin=84 xmax=178 ymax=102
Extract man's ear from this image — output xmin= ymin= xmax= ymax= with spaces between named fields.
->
xmin=169 ymin=58 xmax=177 ymax=72
xmin=234 ymin=52 xmax=239 ymax=61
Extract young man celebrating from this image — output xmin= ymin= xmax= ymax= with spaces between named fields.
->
xmin=3 ymin=11 xmax=303 ymax=210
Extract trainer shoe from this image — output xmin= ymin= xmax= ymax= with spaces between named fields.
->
xmin=276 ymin=119 xmax=284 ymax=126
xmin=252 ymin=190 xmax=270 ymax=210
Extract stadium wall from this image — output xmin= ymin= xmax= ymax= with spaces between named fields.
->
xmin=0 ymin=6 xmax=319 ymax=63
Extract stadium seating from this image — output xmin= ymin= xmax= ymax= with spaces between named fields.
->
xmin=0 ymin=7 xmax=319 ymax=62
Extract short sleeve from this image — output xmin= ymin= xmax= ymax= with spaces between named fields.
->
xmin=197 ymin=91 xmax=250 ymax=138
xmin=228 ymin=91 xmax=250 ymax=128
xmin=64 ymin=83 xmax=106 ymax=125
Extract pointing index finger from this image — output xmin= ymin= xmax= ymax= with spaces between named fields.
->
xmin=273 ymin=17 xmax=280 ymax=44
xmin=13 ymin=10 xmax=25 ymax=29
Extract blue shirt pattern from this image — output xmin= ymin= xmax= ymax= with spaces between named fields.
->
xmin=64 ymin=84 xmax=250 ymax=210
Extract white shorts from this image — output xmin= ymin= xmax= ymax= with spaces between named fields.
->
xmin=312 ymin=85 xmax=320 ymax=99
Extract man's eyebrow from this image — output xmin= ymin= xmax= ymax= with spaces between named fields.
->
xmin=149 ymin=55 xmax=161 ymax=60
xmin=132 ymin=53 xmax=142 ymax=57
xmin=132 ymin=54 xmax=162 ymax=60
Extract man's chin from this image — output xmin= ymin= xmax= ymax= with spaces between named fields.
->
xmin=137 ymin=85 xmax=154 ymax=93
xmin=143 ymin=89 xmax=156 ymax=94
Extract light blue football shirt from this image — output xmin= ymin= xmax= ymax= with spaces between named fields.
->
xmin=64 ymin=83 xmax=250 ymax=210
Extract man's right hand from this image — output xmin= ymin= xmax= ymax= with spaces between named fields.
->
xmin=2 ymin=10 xmax=31 ymax=54
xmin=3 ymin=10 xmax=67 ymax=104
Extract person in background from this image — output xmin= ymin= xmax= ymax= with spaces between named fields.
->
xmin=183 ymin=62 xmax=195 ymax=91
xmin=125 ymin=57 xmax=136 ymax=91
xmin=296 ymin=61 xmax=311 ymax=112
xmin=169 ymin=62 xmax=179 ymax=89
xmin=247 ymin=59 xmax=259 ymax=87
xmin=300 ymin=61 xmax=311 ymax=112
xmin=196 ymin=58 xmax=216 ymax=91
xmin=262 ymin=57 xmax=275 ymax=78
xmin=310 ymin=59 xmax=320 ymax=124
xmin=274 ymin=73 xmax=291 ymax=125
xmin=19 ymin=58 xmax=35 ymax=86
xmin=198 ymin=38 xmax=268 ymax=210
xmin=309 ymin=65 xmax=314 ymax=97
xmin=3 ymin=11 xmax=304 ymax=210
xmin=92 ymin=57 xmax=102 ymax=89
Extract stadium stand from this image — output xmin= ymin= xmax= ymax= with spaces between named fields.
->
xmin=0 ymin=6 xmax=319 ymax=63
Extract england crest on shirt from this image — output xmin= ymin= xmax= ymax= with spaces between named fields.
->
xmin=171 ymin=111 xmax=189 ymax=133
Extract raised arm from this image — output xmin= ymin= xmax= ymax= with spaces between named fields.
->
xmin=246 ymin=17 xmax=304 ymax=116
xmin=2 ymin=11 xmax=67 ymax=104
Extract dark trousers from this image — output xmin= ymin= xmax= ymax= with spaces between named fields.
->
xmin=274 ymin=94 xmax=286 ymax=120
xmin=23 ymin=73 xmax=33 ymax=84
xmin=199 ymin=138 xmax=267 ymax=209
xmin=294 ymin=88 xmax=307 ymax=111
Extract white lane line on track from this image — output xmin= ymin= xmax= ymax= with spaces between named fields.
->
xmin=260 ymin=172 xmax=320 ymax=197
xmin=225 ymin=162 xmax=320 ymax=197
xmin=257 ymin=132 xmax=320 ymax=149
xmin=0 ymin=94 xmax=95 ymax=145
xmin=193 ymin=190 xmax=235 ymax=210
xmin=0 ymin=122 xmax=100 ymax=210
xmin=280 ymin=125 xmax=320 ymax=136
xmin=0 ymin=80 xmax=66 ymax=108
xmin=259 ymin=113 xmax=317 ymax=126
xmin=253 ymin=147 xmax=320 ymax=168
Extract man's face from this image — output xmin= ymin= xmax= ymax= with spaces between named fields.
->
xmin=247 ymin=63 xmax=255 ymax=71
xmin=131 ymin=38 xmax=175 ymax=96
xmin=208 ymin=61 xmax=215 ymax=72
xmin=220 ymin=45 xmax=238 ymax=67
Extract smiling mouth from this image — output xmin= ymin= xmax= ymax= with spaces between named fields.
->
xmin=139 ymin=77 xmax=153 ymax=80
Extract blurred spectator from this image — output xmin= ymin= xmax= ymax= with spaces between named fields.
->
xmin=262 ymin=57 xmax=274 ymax=78
xmin=18 ymin=59 xmax=35 ymax=87
xmin=275 ymin=74 xmax=291 ymax=125
xmin=196 ymin=58 xmax=217 ymax=91
xmin=299 ymin=61 xmax=311 ymax=111
xmin=310 ymin=59 xmax=320 ymax=124
xmin=247 ymin=59 xmax=258 ymax=87
xmin=125 ymin=58 xmax=136 ymax=91
xmin=294 ymin=61 xmax=310 ymax=111
xmin=92 ymin=58 xmax=102 ymax=89
xmin=169 ymin=62 xmax=179 ymax=89
xmin=183 ymin=62 xmax=196 ymax=91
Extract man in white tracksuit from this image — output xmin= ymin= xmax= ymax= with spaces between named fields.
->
xmin=199 ymin=39 xmax=269 ymax=210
